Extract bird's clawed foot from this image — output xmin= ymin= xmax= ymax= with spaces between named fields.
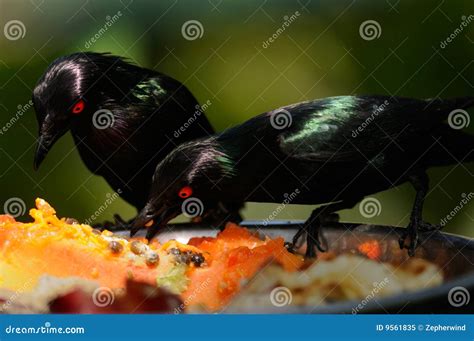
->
xmin=398 ymin=220 xmax=439 ymax=256
xmin=288 ymin=217 xmax=328 ymax=258
xmin=304 ymin=217 xmax=328 ymax=258
xmin=398 ymin=222 xmax=419 ymax=257
xmin=417 ymin=221 xmax=442 ymax=232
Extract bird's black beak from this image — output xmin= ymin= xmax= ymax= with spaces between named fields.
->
xmin=131 ymin=204 xmax=180 ymax=240
xmin=33 ymin=116 xmax=66 ymax=171
xmin=34 ymin=135 xmax=51 ymax=171
xmin=131 ymin=204 xmax=158 ymax=237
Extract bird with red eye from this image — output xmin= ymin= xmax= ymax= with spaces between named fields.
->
xmin=178 ymin=186 xmax=193 ymax=199
xmin=71 ymin=99 xmax=85 ymax=115
xmin=33 ymin=52 xmax=216 ymax=235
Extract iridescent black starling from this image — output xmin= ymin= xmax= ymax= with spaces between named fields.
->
xmin=132 ymin=95 xmax=474 ymax=257
xmin=32 ymin=52 xmax=214 ymax=220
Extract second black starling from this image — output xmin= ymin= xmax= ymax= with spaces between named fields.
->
xmin=132 ymin=95 xmax=474 ymax=257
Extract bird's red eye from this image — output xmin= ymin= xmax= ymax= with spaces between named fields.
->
xmin=72 ymin=100 xmax=85 ymax=115
xmin=178 ymin=186 xmax=193 ymax=198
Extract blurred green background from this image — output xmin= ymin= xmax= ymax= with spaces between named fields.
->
xmin=0 ymin=0 xmax=473 ymax=236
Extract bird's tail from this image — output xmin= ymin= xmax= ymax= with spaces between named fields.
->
xmin=430 ymin=128 xmax=474 ymax=165
xmin=426 ymin=96 xmax=474 ymax=115
xmin=425 ymin=97 xmax=474 ymax=166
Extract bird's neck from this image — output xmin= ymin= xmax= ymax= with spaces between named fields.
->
xmin=70 ymin=111 xmax=132 ymax=160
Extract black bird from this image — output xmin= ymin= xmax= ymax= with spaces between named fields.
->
xmin=32 ymin=52 xmax=215 ymax=223
xmin=132 ymin=95 xmax=474 ymax=257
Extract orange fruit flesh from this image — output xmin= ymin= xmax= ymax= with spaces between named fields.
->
xmin=0 ymin=198 xmax=303 ymax=311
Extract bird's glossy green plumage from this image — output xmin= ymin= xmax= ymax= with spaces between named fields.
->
xmin=131 ymin=78 xmax=166 ymax=103
xmin=281 ymin=96 xmax=356 ymax=146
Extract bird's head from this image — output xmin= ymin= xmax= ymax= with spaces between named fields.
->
xmin=32 ymin=52 xmax=141 ymax=170
xmin=131 ymin=138 xmax=235 ymax=239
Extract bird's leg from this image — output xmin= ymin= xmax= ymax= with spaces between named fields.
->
xmin=399 ymin=173 xmax=441 ymax=256
xmin=286 ymin=215 xmax=336 ymax=252
xmin=289 ymin=200 xmax=357 ymax=258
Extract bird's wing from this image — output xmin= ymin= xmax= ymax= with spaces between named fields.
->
xmin=129 ymin=76 xmax=169 ymax=107
xmin=129 ymin=74 xmax=201 ymax=109
xmin=274 ymin=95 xmax=471 ymax=162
